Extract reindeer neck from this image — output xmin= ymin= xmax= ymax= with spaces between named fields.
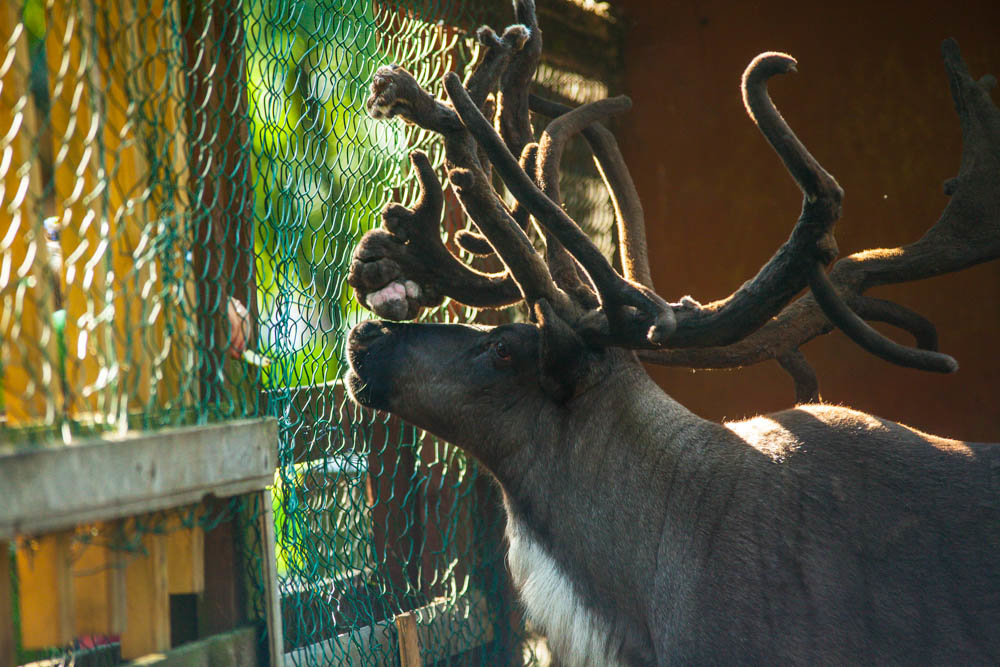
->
xmin=493 ymin=359 xmax=731 ymax=594
xmin=487 ymin=359 xmax=738 ymax=665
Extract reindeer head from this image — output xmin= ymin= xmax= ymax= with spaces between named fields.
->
xmin=346 ymin=0 xmax=999 ymax=451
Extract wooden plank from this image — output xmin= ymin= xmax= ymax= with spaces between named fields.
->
xmin=0 ymin=418 xmax=277 ymax=540
xmin=257 ymin=489 xmax=285 ymax=667
xmin=72 ymin=528 xmax=126 ymax=636
xmin=167 ymin=520 xmax=205 ymax=595
xmin=395 ymin=611 xmax=421 ymax=667
xmin=16 ymin=532 xmax=74 ymax=648
xmin=0 ymin=542 xmax=14 ymax=667
xmin=121 ymin=530 xmax=170 ymax=660
xmin=21 ymin=626 xmax=259 ymax=667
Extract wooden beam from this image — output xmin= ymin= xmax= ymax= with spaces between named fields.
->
xmin=121 ymin=530 xmax=170 ymax=660
xmin=0 ymin=418 xmax=277 ymax=540
xmin=16 ymin=532 xmax=74 ymax=648
xmin=123 ymin=625 xmax=258 ymax=666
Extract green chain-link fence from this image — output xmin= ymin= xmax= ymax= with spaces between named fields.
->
xmin=1 ymin=0 xmax=620 ymax=663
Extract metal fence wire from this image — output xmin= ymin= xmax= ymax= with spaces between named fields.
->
xmin=1 ymin=0 xmax=618 ymax=664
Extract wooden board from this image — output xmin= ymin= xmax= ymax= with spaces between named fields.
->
xmin=122 ymin=625 xmax=258 ymax=667
xmin=72 ymin=527 xmax=126 ymax=636
xmin=257 ymin=489 xmax=285 ymax=667
xmin=0 ymin=418 xmax=277 ymax=540
xmin=16 ymin=532 xmax=74 ymax=648
xmin=121 ymin=530 xmax=170 ymax=660
xmin=167 ymin=519 xmax=205 ymax=595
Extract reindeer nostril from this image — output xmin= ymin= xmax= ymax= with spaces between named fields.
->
xmin=350 ymin=320 xmax=387 ymax=348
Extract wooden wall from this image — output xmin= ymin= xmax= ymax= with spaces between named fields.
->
xmin=613 ymin=0 xmax=1000 ymax=440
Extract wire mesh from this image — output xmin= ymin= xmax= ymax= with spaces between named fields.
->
xmin=2 ymin=0 xmax=618 ymax=664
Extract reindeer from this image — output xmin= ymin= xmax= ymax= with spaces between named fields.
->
xmin=344 ymin=2 xmax=1000 ymax=664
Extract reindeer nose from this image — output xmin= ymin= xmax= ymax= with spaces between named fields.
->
xmin=349 ymin=320 xmax=392 ymax=349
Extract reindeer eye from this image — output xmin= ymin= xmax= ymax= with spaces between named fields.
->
xmin=493 ymin=340 xmax=512 ymax=364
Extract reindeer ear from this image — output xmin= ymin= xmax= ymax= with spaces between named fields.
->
xmin=534 ymin=299 xmax=589 ymax=402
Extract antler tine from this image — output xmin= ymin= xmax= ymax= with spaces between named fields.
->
xmin=661 ymin=53 xmax=844 ymax=349
xmin=847 ymin=296 xmax=939 ymax=351
xmin=807 ymin=263 xmax=957 ymax=372
xmin=498 ymin=0 xmax=543 ymax=158
xmin=529 ymin=93 xmax=653 ymax=290
xmin=349 ymin=150 xmax=522 ymax=318
xmin=465 ymin=24 xmax=530 ymax=186
xmin=447 ymin=164 xmax=570 ymax=312
xmin=536 ymin=96 xmax=632 ymax=216
xmin=465 ymin=25 xmax=528 ymax=109
xmin=446 ymin=71 xmax=677 ymax=345
xmin=455 ymin=142 xmax=533 ymax=256
xmin=777 ymin=350 xmax=821 ymax=404
xmin=534 ymin=96 xmax=634 ymax=303
xmin=455 ymin=0 xmax=559 ymax=264
xmin=455 ymin=0 xmax=540 ymax=257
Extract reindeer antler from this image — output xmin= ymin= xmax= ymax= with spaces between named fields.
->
xmin=350 ymin=0 xmax=998 ymax=403
xmin=350 ymin=22 xmax=577 ymax=322
xmin=638 ymin=38 xmax=999 ymax=399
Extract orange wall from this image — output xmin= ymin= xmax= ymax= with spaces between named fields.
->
xmin=614 ymin=0 xmax=1000 ymax=440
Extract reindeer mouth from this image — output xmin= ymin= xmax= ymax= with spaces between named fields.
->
xmin=345 ymin=320 xmax=397 ymax=410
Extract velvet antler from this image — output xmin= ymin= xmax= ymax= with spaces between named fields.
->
xmin=350 ymin=0 xmax=998 ymax=403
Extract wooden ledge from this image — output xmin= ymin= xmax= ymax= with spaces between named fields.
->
xmin=0 ymin=418 xmax=278 ymax=540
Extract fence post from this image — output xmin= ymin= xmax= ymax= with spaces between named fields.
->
xmin=258 ymin=489 xmax=285 ymax=667
xmin=395 ymin=611 xmax=421 ymax=667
